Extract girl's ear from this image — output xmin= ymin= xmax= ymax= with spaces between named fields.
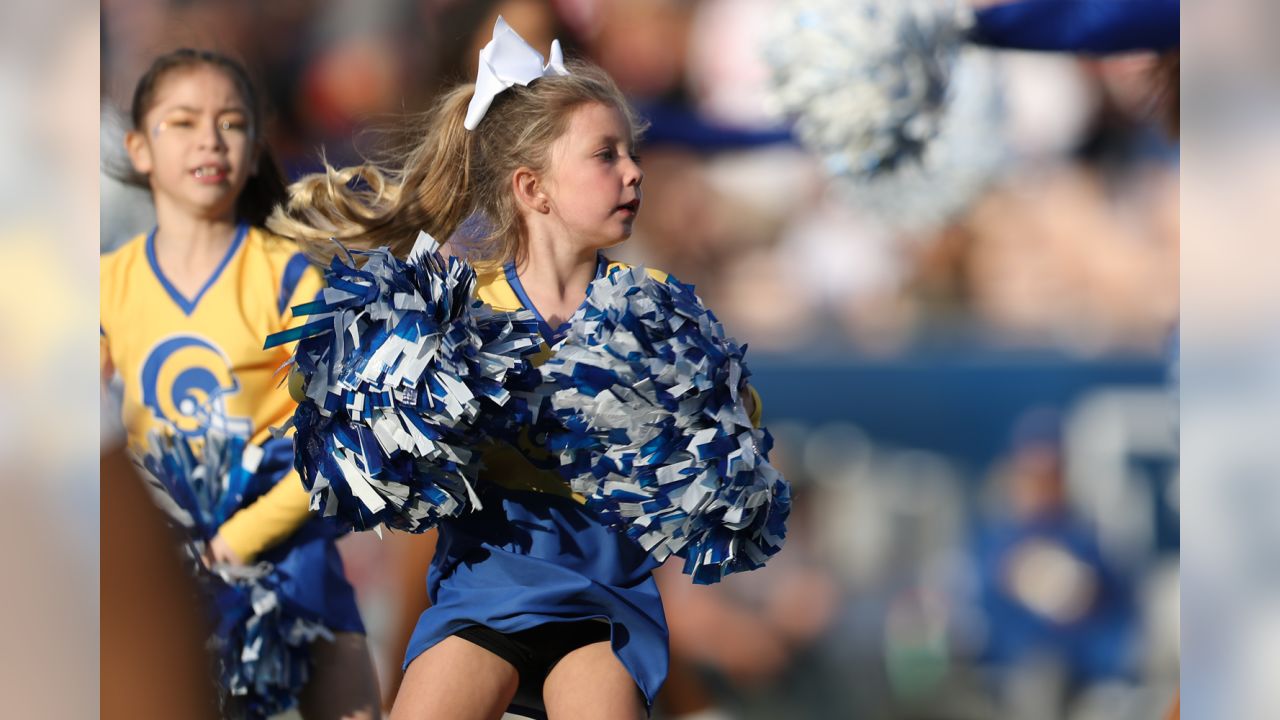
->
xmin=512 ymin=166 xmax=550 ymax=214
xmin=124 ymin=129 xmax=152 ymax=175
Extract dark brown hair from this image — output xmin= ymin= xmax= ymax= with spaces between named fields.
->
xmin=125 ymin=48 xmax=287 ymax=226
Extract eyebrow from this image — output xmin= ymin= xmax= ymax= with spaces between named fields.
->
xmin=161 ymin=105 xmax=249 ymax=114
xmin=595 ymin=135 xmax=635 ymax=148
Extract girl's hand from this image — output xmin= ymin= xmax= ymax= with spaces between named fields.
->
xmin=204 ymin=533 xmax=247 ymax=568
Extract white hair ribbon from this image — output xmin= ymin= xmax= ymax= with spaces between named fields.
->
xmin=464 ymin=16 xmax=570 ymax=131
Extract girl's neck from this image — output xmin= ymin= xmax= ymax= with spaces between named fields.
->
xmin=515 ymin=233 xmax=600 ymax=297
xmin=151 ymin=205 xmax=240 ymax=260
xmin=150 ymin=205 xmax=242 ymax=299
xmin=514 ymin=231 xmax=601 ymax=328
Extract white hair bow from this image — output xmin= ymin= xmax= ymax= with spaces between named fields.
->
xmin=464 ymin=16 xmax=570 ymax=131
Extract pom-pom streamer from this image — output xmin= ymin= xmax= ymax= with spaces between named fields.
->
xmin=135 ymin=427 xmax=333 ymax=719
xmin=540 ymin=268 xmax=790 ymax=584
xmin=264 ymin=231 xmax=542 ymax=534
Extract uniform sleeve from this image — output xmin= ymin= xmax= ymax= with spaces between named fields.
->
xmin=216 ymin=472 xmax=313 ymax=562
xmin=275 ymin=253 xmax=325 ymax=346
xmin=217 ymin=249 xmax=324 ymax=561
xmin=746 ymin=384 xmax=764 ymax=428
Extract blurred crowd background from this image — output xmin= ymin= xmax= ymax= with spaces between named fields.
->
xmin=100 ymin=1 xmax=1179 ymax=718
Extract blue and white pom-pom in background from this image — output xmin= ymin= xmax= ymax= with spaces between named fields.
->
xmin=139 ymin=425 xmax=261 ymax=564
xmin=137 ymin=427 xmax=332 ymax=720
xmin=764 ymin=0 xmax=972 ymax=180
xmin=832 ymin=49 xmax=1008 ymax=233
xmin=208 ymin=565 xmax=333 ymax=720
xmin=540 ymin=268 xmax=790 ymax=584
xmin=264 ymin=231 xmax=542 ymax=534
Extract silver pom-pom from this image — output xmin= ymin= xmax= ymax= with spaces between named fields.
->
xmin=834 ymin=49 xmax=1009 ymax=232
xmin=764 ymin=0 xmax=972 ymax=179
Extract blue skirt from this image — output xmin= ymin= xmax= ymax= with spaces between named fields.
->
xmin=403 ymin=483 xmax=669 ymax=712
xmin=256 ymin=518 xmax=364 ymax=634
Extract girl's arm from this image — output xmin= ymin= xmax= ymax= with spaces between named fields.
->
xmin=212 ymin=477 xmax=313 ymax=564
xmin=211 ymin=255 xmax=325 ymax=564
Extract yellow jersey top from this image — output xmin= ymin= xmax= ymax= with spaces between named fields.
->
xmin=100 ymin=224 xmax=322 ymax=561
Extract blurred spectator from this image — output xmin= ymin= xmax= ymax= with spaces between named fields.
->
xmin=968 ymin=409 xmax=1140 ymax=718
xmin=586 ymin=0 xmax=692 ymax=101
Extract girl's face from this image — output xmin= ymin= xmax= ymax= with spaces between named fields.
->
xmin=126 ymin=65 xmax=256 ymax=222
xmin=540 ymin=102 xmax=644 ymax=250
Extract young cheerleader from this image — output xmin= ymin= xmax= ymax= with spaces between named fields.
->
xmin=270 ymin=19 xmax=768 ymax=720
xmin=99 ymin=49 xmax=380 ymax=719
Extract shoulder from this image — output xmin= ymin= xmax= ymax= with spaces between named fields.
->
xmin=603 ymin=260 xmax=672 ymax=285
xmin=474 ymin=263 xmax=522 ymax=313
xmin=100 ymin=232 xmax=149 ymax=294
xmin=242 ymin=226 xmax=317 ymax=281
xmin=243 ymin=226 xmax=312 ymax=267
xmin=243 ymin=226 xmax=323 ymax=315
xmin=100 ymin=232 xmax=148 ymax=271
xmin=100 ymin=234 xmax=150 ymax=333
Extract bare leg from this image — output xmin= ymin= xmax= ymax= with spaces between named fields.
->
xmin=543 ymin=641 xmax=645 ymax=720
xmin=380 ymin=529 xmax=438 ymax=712
xmin=390 ymin=635 xmax=519 ymax=720
xmin=298 ymin=632 xmax=382 ymax=720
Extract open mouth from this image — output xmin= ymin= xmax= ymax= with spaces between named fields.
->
xmin=191 ymin=165 xmax=229 ymax=182
xmin=616 ymin=199 xmax=640 ymax=216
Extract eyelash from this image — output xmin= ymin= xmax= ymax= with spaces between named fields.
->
xmin=597 ymin=149 xmax=641 ymax=164
xmin=162 ymin=118 xmax=247 ymax=132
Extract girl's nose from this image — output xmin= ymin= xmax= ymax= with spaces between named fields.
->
xmin=197 ymin=118 xmax=227 ymax=151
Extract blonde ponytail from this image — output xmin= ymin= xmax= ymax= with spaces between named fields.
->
xmin=267 ymin=86 xmax=476 ymax=262
xmin=269 ymin=60 xmax=643 ymax=269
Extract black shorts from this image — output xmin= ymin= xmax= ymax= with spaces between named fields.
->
xmin=453 ymin=620 xmax=613 ymax=717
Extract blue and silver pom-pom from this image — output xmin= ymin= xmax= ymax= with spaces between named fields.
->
xmin=136 ymin=427 xmax=332 ymax=720
xmin=833 ymin=49 xmax=1008 ymax=232
xmin=264 ymin=231 xmax=542 ymax=534
xmin=763 ymin=0 xmax=972 ymax=179
xmin=210 ymin=566 xmax=333 ymax=720
xmin=540 ymin=267 xmax=790 ymax=584
xmin=138 ymin=425 xmax=263 ymax=562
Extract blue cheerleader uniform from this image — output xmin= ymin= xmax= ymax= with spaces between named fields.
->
xmin=402 ymin=256 xmax=672 ymax=716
